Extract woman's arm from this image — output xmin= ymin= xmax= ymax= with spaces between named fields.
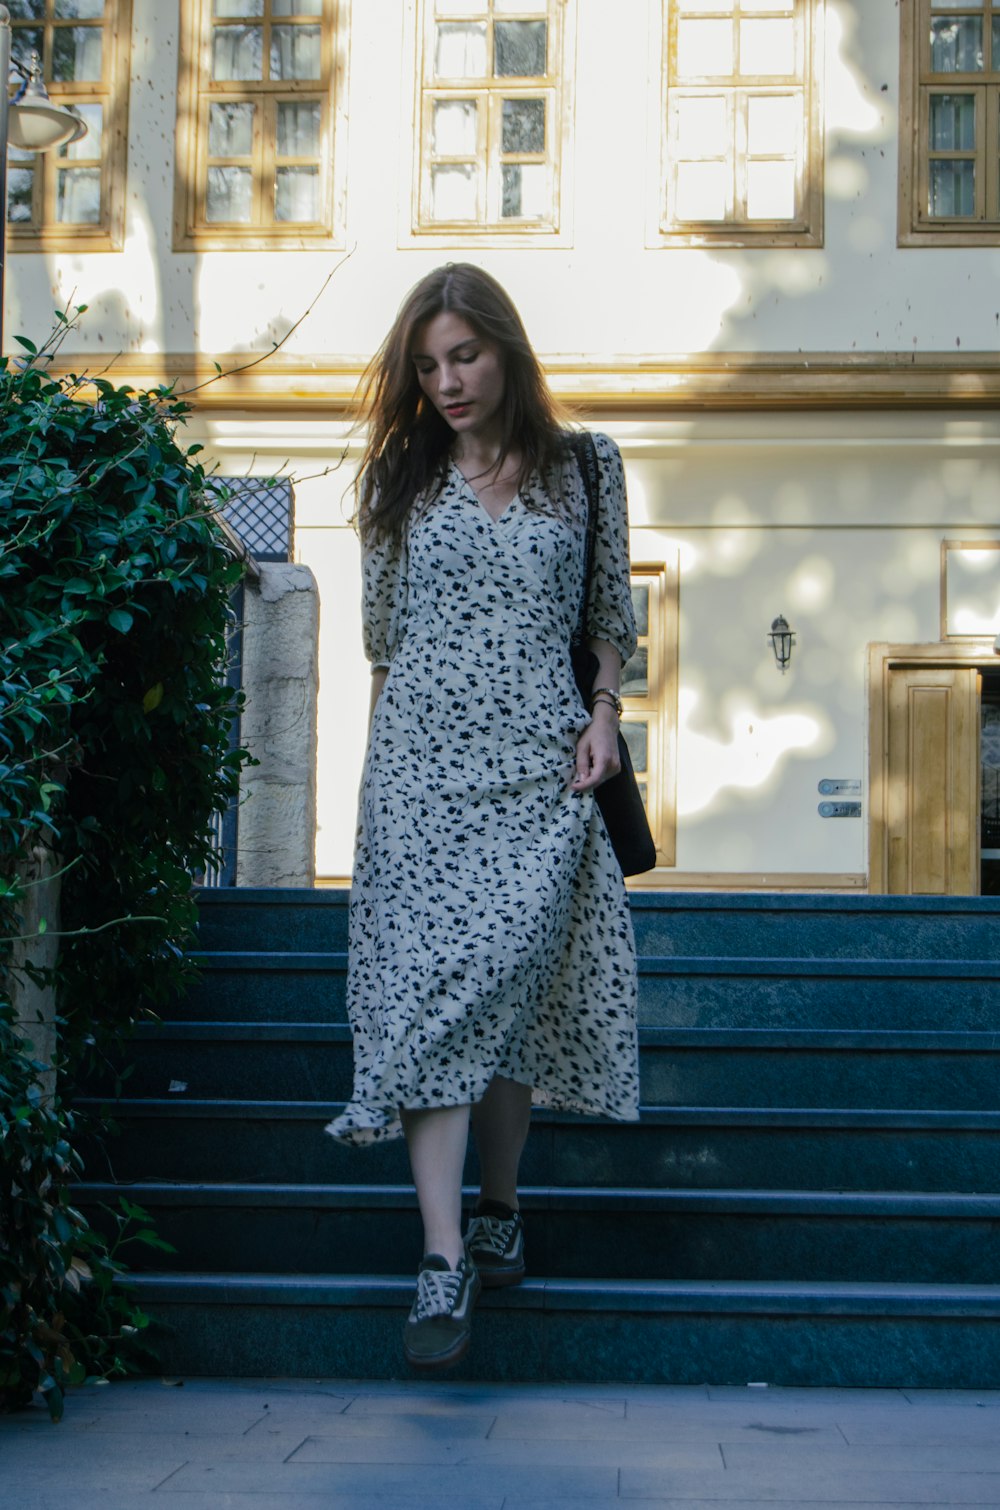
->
xmin=570 ymin=637 xmax=622 ymax=793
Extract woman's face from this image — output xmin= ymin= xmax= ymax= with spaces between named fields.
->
xmin=411 ymin=311 xmax=506 ymax=446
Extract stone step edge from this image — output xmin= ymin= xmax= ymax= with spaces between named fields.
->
xmin=76 ymin=1098 xmax=1000 ymax=1130
xmin=194 ymin=887 xmax=1000 ymax=917
xmin=187 ymin=951 xmax=1000 ymax=979
xmin=75 ymin=1181 xmax=1000 ymax=1217
xmin=132 ymin=1022 xmax=1000 ymax=1052
xmin=129 ymin=1271 xmax=1000 ymax=1318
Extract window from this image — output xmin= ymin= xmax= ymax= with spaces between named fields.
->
xmin=659 ymin=0 xmax=823 ymax=247
xmin=414 ymin=0 xmax=567 ymax=235
xmin=7 ymin=0 xmax=131 ymax=251
xmin=175 ymin=0 xmax=346 ymax=249
xmin=900 ymin=0 xmax=1000 ymax=242
xmin=623 ymin=562 xmax=679 ymax=870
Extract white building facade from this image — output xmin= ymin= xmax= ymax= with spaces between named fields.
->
xmin=11 ymin=0 xmax=1000 ymax=893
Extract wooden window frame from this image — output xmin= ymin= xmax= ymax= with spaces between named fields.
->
xmin=625 ymin=559 xmax=680 ymax=873
xmin=900 ymin=0 xmax=1000 ymax=244
xmin=174 ymin=0 xmax=348 ymax=252
xmin=8 ymin=0 xmax=132 ymax=253
xmin=410 ymin=0 xmax=572 ymax=243
xmin=656 ymin=0 xmax=824 ymax=249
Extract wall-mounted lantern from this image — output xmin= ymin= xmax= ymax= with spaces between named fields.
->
xmin=768 ymin=613 xmax=796 ymax=673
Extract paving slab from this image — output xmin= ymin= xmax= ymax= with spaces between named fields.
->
xmin=620 ymin=1466 xmax=1000 ymax=1503
xmin=157 ymin=1459 xmax=620 ymax=1497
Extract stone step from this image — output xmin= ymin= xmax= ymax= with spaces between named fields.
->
xmin=89 ymin=1022 xmax=1000 ymax=1112
xmin=128 ymin=1271 xmax=1000 ymax=1388
xmin=181 ymin=950 xmax=1000 ymax=1030
xmin=192 ymin=888 xmax=1000 ymax=961
xmin=76 ymin=1098 xmax=1000 ymax=1193
xmin=76 ymin=1181 xmax=1000 ymax=1285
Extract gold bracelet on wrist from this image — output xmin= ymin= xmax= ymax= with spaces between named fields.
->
xmin=591 ymin=695 xmax=621 ymax=719
xmin=591 ymin=687 xmax=623 ymax=717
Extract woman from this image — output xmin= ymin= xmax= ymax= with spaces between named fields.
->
xmin=326 ymin=263 xmax=639 ymax=1369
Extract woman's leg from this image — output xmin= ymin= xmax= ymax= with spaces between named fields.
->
xmin=400 ymin=1103 xmax=471 ymax=1269
xmin=470 ymin=1075 xmax=533 ymax=1209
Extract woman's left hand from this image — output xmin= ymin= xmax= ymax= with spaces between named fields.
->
xmin=571 ymin=705 xmax=621 ymax=792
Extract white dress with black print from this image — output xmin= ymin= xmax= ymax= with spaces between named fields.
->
xmin=326 ymin=432 xmax=640 ymax=1147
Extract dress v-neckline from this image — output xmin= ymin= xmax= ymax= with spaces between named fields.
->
xmin=451 ymin=461 xmax=520 ymax=525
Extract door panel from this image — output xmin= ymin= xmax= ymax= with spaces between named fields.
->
xmin=878 ymin=665 xmax=980 ymax=895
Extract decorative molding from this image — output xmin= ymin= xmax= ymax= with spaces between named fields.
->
xmin=35 ymin=350 xmax=1000 ymax=413
xmin=625 ymin=871 xmax=868 ymax=892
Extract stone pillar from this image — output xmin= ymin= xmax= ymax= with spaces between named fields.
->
xmin=9 ymin=846 xmax=60 ymax=1097
xmin=235 ymin=562 xmax=319 ymax=888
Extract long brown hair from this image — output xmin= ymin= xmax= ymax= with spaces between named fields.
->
xmin=353 ymin=263 xmax=570 ymax=544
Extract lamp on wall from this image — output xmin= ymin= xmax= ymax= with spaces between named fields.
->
xmin=0 ymin=9 xmax=88 ymax=351
xmin=768 ymin=613 xmax=796 ymax=673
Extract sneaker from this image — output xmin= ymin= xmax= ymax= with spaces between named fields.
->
xmin=403 ymin=1253 xmax=480 ymax=1369
xmin=464 ymin=1199 xmax=526 ymax=1288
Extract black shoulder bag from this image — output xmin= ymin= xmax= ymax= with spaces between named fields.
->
xmin=569 ymin=433 xmax=657 ymax=878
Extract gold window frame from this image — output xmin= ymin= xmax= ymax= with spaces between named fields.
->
xmin=174 ymin=0 xmax=348 ymax=251
xmin=410 ymin=0 xmax=572 ymax=243
xmin=7 ymin=0 xmax=132 ymax=253
xmin=624 ymin=558 xmax=680 ymax=873
xmin=656 ymin=0 xmax=824 ymax=249
xmin=899 ymin=0 xmax=1000 ymax=244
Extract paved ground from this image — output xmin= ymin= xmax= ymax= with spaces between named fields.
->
xmin=2 ymin=1375 xmax=1000 ymax=1508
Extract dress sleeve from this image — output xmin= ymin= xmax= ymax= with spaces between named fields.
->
xmin=361 ymin=526 xmax=408 ymax=671
xmin=586 ymin=432 xmax=638 ymax=665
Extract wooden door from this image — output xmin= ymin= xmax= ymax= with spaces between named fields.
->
xmin=872 ymin=664 xmax=980 ymax=895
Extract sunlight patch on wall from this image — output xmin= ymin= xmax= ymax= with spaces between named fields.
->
xmin=824 ymin=2 xmax=882 ymax=136
xmin=676 ymin=686 xmax=825 ymax=818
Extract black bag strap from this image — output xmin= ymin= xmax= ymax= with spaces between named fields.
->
xmin=569 ymin=431 xmax=600 ymax=650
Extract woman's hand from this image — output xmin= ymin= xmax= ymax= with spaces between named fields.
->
xmin=571 ymin=703 xmax=621 ymax=792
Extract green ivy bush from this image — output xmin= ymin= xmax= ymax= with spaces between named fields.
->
xmin=0 ymin=313 xmax=251 ymax=1417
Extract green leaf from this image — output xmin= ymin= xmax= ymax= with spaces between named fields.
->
xmin=13 ymin=334 xmax=38 ymax=355
xmin=107 ymin=608 xmax=134 ymax=634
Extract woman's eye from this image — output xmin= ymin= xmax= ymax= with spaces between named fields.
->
xmin=458 ymin=353 xmax=478 ymax=365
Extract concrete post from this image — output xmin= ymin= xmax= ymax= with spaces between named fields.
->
xmin=235 ymin=562 xmax=320 ymax=888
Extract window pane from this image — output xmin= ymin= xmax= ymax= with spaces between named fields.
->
xmin=493 ymin=0 xmax=545 ymax=11
xmin=929 ymin=158 xmax=976 ymax=214
xmin=679 ymin=0 xmax=733 ymax=10
xmin=272 ymin=0 xmax=323 ymax=13
xmin=277 ymin=100 xmax=321 ymax=156
xmin=431 ymin=162 xmax=478 ymax=218
xmin=275 ymin=165 xmax=319 ymax=220
xmin=502 ymin=97 xmax=545 ymax=153
xmin=621 ymin=721 xmax=648 ymax=774
xmin=930 ymin=18 xmax=983 ymax=72
xmin=54 ymin=0 xmax=104 ymax=17
xmin=494 ymin=20 xmax=547 ymax=77
xmin=52 ymin=25 xmax=103 ymax=81
xmin=214 ymin=0 xmax=264 ymax=13
xmin=742 ymin=0 xmax=792 ymax=9
xmin=747 ymin=158 xmax=796 ymax=218
xmin=675 ymin=159 xmax=728 ymax=219
xmin=677 ymin=19 xmax=733 ymax=76
xmin=740 ymin=18 xmax=795 ymax=75
xmin=207 ymin=164 xmax=253 ymax=221
xmin=56 ymin=165 xmax=101 ymax=222
xmin=436 ymin=0 xmax=485 ymax=12
xmin=209 ymin=101 xmax=255 ymax=157
xmin=11 ymin=27 xmax=44 ymax=69
xmin=994 ymin=16 xmax=1000 ymax=67
xmin=631 ymin=584 xmax=649 ymax=637
xmin=59 ymin=101 xmax=103 ymax=158
xmin=435 ymin=22 xmax=487 ymax=78
xmin=7 ymin=1 xmax=45 ymax=17
xmin=270 ymin=24 xmax=321 ymax=79
xmin=212 ymin=25 xmax=263 ymax=80
xmin=433 ymin=98 xmax=478 ymax=156
xmin=930 ymin=93 xmax=975 ymax=150
xmin=621 ymin=647 xmax=649 ymax=699
xmin=675 ymin=95 xmax=727 ymax=156
xmin=747 ymin=94 xmax=798 ymax=154
xmin=7 ymin=166 xmax=34 ymax=223
xmin=501 ymin=161 xmax=546 ymax=216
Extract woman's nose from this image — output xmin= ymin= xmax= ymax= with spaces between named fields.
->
xmin=439 ymin=364 xmax=461 ymax=393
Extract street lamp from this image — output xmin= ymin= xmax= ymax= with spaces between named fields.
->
xmin=0 ymin=5 xmax=88 ymax=350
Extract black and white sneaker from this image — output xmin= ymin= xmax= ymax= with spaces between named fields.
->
xmin=403 ymin=1254 xmax=480 ymax=1369
xmin=464 ymin=1199 xmax=526 ymax=1288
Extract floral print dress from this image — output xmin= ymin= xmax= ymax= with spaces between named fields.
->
xmin=326 ymin=432 xmax=640 ymax=1146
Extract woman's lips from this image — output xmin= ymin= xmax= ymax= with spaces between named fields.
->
xmin=445 ymin=403 xmax=470 ymax=417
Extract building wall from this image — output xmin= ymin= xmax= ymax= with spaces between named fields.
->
xmin=9 ymin=1 xmax=1000 ymax=885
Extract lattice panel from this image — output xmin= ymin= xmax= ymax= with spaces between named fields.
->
xmin=212 ymin=476 xmax=293 ymax=562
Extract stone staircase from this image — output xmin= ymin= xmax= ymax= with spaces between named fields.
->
xmin=77 ymin=888 xmax=1000 ymax=1386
